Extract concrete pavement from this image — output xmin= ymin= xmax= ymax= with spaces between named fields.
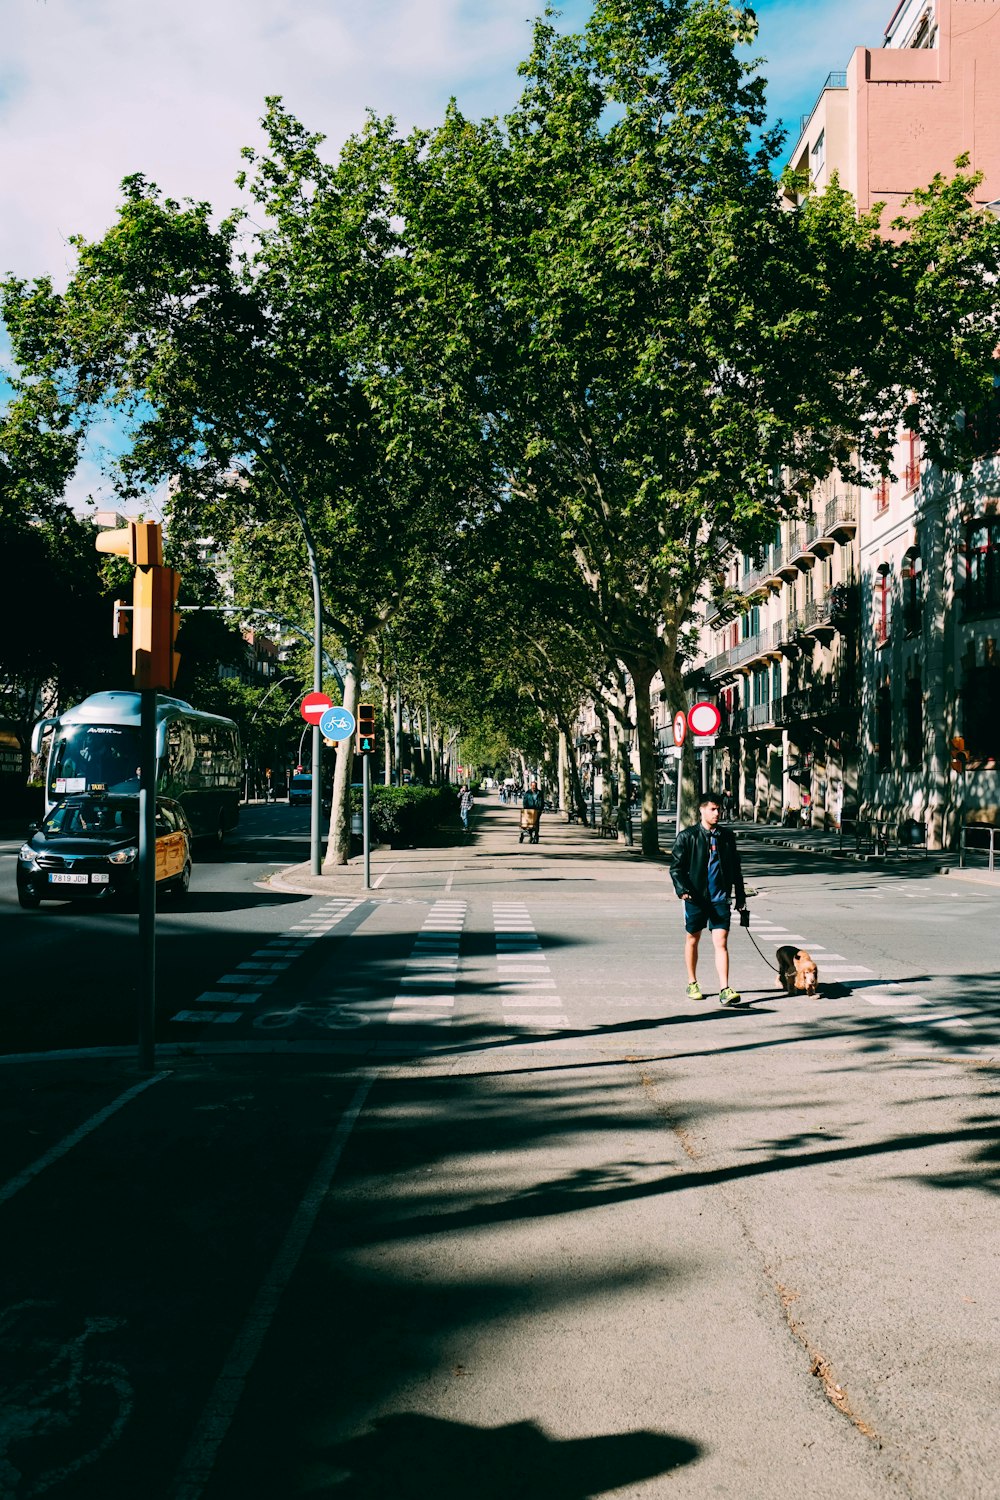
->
xmin=2 ymin=802 xmax=999 ymax=1498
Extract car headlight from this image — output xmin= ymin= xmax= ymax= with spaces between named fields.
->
xmin=108 ymin=846 xmax=139 ymax=865
xmin=18 ymin=844 xmax=35 ymax=863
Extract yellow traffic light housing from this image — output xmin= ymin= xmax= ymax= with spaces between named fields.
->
xmin=356 ymin=703 xmax=376 ymax=755
xmin=95 ymin=518 xmax=163 ymax=567
xmin=950 ymin=735 xmax=968 ymax=773
xmin=133 ymin=565 xmax=181 ymax=691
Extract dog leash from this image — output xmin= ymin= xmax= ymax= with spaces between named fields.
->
xmin=739 ymin=911 xmax=781 ymax=974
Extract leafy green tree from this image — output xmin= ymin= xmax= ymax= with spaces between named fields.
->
xmin=394 ymin=0 xmax=1000 ymax=854
xmin=2 ymin=102 xmax=487 ymax=863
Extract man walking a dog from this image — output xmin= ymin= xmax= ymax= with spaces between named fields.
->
xmin=669 ymin=791 xmax=747 ymax=1006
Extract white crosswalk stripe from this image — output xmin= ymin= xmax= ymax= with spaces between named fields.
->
xmin=492 ymin=902 xmax=567 ymax=1029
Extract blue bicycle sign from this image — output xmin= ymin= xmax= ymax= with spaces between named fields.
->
xmin=318 ymin=707 xmax=356 ymax=741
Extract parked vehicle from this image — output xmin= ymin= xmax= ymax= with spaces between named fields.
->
xmin=32 ymin=691 xmax=240 ymax=844
xmin=16 ymin=794 xmax=193 ymax=909
xmin=288 ymin=774 xmax=312 ymax=805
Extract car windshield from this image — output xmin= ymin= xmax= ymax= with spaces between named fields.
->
xmin=48 ymin=724 xmax=141 ymax=797
xmin=291 ymin=776 xmax=311 ymax=788
xmin=42 ymin=798 xmax=140 ymax=838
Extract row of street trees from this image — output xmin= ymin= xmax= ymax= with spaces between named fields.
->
xmin=3 ymin=0 xmax=999 ymax=855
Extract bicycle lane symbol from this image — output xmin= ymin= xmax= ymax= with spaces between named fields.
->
xmin=0 ymin=1299 xmax=134 ymax=1498
xmin=253 ymin=1001 xmax=371 ymax=1032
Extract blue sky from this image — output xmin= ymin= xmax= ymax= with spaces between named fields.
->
xmin=0 ymin=0 xmax=891 ymax=508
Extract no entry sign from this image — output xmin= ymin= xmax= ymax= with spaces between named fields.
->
xmin=687 ymin=701 xmax=722 ymax=737
xmin=301 ymin=691 xmax=333 ymax=724
xmin=672 ymin=711 xmax=687 ymax=747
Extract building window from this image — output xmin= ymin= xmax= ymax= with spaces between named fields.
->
xmin=877 ymin=684 xmax=892 ymax=771
xmin=966 ymin=381 xmax=1000 ymax=457
xmin=875 ymin=569 xmax=890 ymax=646
xmin=904 ymin=429 xmax=921 ymax=491
xmin=875 ymin=477 xmax=890 ymax=514
xmin=904 ymin=672 xmax=923 ymax=768
xmin=963 ymin=640 xmax=1000 ymax=768
xmin=964 ymin=520 xmax=1000 ymax=615
xmin=811 ymin=130 xmax=825 ymax=178
xmin=902 ymin=548 xmax=923 ymax=635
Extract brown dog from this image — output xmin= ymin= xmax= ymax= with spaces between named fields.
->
xmin=776 ymin=945 xmax=820 ymax=996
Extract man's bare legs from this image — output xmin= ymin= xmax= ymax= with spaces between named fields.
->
xmin=685 ymin=928 xmax=730 ymax=989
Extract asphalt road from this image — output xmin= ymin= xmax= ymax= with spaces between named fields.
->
xmin=1 ymin=805 xmax=998 ymax=1499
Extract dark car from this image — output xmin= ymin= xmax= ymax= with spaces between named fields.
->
xmin=288 ymin=774 xmax=312 ymax=805
xmin=16 ymin=795 xmax=193 ymax=909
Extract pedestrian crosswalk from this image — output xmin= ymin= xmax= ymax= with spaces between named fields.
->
xmin=745 ymin=911 xmax=985 ymax=1049
xmin=386 ymin=900 xmax=467 ymax=1026
xmin=170 ymin=897 xmax=363 ymax=1024
xmin=493 ymin=901 xmax=568 ymax=1030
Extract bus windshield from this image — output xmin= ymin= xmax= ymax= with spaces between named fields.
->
xmin=48 ymin=725 xmax=141 ymax=798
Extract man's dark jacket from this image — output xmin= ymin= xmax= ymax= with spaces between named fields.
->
xmin=670 ymin=823 xmax=746 ymax=907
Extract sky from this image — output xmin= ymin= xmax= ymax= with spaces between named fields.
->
xmin=0 ymin=0 xmax=892 ymax=508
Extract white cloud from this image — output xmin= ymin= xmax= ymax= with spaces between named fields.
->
xmin=0 ymin=0 xmax=543 ymax=284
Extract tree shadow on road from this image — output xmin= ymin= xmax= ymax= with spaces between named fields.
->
xmin=324 ymin=1412 xmax=699 ymax=1498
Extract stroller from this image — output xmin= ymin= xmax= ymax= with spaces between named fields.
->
xmin=519 ymin=807 xmax=540 ymax=844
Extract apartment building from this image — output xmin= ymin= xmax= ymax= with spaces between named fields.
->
xmin=696 ymin=0 xmax=1000 ymax=847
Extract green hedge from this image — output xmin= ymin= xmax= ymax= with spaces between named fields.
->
xmin=353 ymin=784 xmax=459 ymax=846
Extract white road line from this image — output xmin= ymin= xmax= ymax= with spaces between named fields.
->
xmin=0 ymin=1073 xmax=169 ymax=1208
xmin=173 ymin=1076 xmax=375 ymax=1500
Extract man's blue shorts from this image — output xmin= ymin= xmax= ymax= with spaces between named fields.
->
xmin=684 ymin=898 xmax=731 ymax=935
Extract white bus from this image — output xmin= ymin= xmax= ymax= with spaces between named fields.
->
xmin=33 ymin=691 xmax=241 ymax=843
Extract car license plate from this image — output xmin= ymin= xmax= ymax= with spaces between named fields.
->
xmin=50 ymin=873 xmax=89 ymax=884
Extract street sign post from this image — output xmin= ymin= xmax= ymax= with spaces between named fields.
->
xmin=687 ymin=702 xmax=721 ymax=798
xmin=318 ymin=706 xmax=356 ymax=742
xmin=301 ymin=692 xmax=333 ymax=724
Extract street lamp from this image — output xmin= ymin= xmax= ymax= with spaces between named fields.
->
xmin=246 ymin=674 xmax=296 ymax=802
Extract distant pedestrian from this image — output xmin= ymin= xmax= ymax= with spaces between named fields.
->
xmin=459 ymin=785 xmax=474 ymax=831
xmin=521 ymin=781 xmax=544 ymax=844
xmin=669 ymin=791 xmax=747 ymax=1006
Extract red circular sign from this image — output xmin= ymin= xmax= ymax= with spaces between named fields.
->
xmin=687 ymin=701 xmax=722 ymax=736
xmin=672 ymin=711 xmax=687 ymax=747
xmin=300 ymin=692 xmax=334 ymax=723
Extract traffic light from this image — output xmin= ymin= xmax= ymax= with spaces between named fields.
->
xmin=96 ymin=515 xmax=181 ymax=691
xmin=356 ymin=703 xmax=376 ymax=755
xmin=94 ymin=516 xmax=163 ymax=567
xmin=112 ymin=599 xmax=130 ymax=639
xmin=950 ymin=735 xmax=968 ymax=773
xmin=133 ymin=565 xmax=181 ymax=691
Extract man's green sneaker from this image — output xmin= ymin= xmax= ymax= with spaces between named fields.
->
xmin=719 ymin=986 xmax=742 ymax=1007
xmin=685 ymin=981 xmax=703 ymax=1001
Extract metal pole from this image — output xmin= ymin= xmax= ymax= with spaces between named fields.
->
xmin=363 ymin=752 xmax=371 ymax=889
xmin=701 ymin=748 xmax=708 ymax=796
xmin=394 ymin=681 xmax=402 ymax=786
xmin=138 ymin=687 xmax=157 ymax=1072
xmin=675 ymin=748 xmax=683 ymax=842
xmin=310 ymin=577 xmax=322 ymax=877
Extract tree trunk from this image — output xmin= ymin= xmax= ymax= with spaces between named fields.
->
xmin=631 ymin=668 xmax=660 ymax=857
xmin=382 ymin=678 xmax=393 ymax=785
xmin=595 ymin=697 xmax=614 ymax=827
xmin=558 ymin=730 xmax=569 ymax=813
xmin=614 ymin=674 xmax=634 ymax=845
xmin=427 ymin=701 xmax=438 ymax=783
xmin=325 ymin=645 xmax=359 ymax=867
xmin=661 ymin=656 xmax=694 ymax=832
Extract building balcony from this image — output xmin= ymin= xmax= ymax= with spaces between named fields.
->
xmin=809 ymin=495 xmax=858 ymax=557
xmin=801 ymin=588 xmax=849 ymax=637
xmin=757 ymin=549 xmax=786 ymax=592
xmin=788 ymin=523 xmax=817 ymax=571
xmin=778 ymin=679 xmax=849 ymax=724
